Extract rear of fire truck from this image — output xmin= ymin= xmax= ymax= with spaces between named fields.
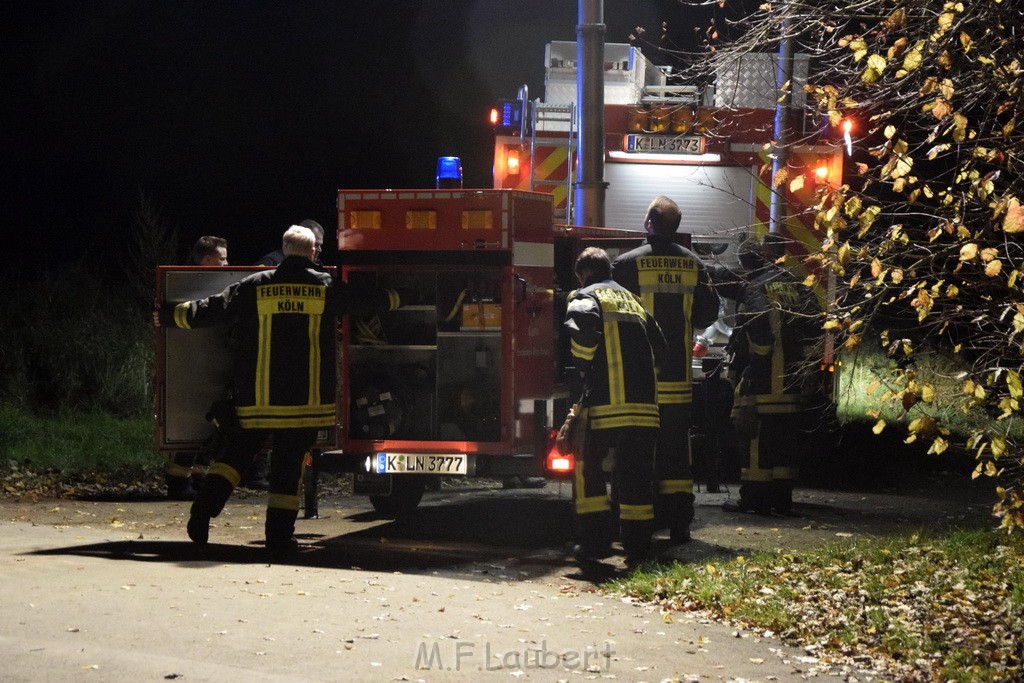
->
xmin=491 ymin=41 xmax=844 ymax=380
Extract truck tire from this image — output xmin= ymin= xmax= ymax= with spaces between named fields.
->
xmin=368 ymin=476 xmax=426 ymax=518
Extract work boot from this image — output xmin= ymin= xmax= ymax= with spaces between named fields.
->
xmin=722 ymin=499 xmax=771 ymax=515
xmin=187 ymin=505 xmax=211 ymax=545
xmin=670 ymin=526 xmax=691 ymax=544
xmin=186 ymin=474 xmax=234 ymax=545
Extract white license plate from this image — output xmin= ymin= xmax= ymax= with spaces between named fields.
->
xmin=374 ymin=452 xmax=468 ymax=475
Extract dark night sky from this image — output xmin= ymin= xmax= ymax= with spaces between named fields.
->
xmin=3 ymin=1 xmax=708 ymax=268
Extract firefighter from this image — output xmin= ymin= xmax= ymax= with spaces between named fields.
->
xmin=165 ymin=235 xmax=230 ymax=501
xmin=611 ymin=196 xmax=720 ymax=544
xmin=723 ymin=234 xmax=822 ymax=516
xmin=243 ymin=219 xmax=326 ymax=491
xmin=564 ymin=247 xmax=667 ymax=567
xmin=156 ymin=225 xmax=401 ymax=554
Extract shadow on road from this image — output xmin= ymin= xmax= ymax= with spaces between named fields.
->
xmin=24 ymin=494 xmax=582 ymax=580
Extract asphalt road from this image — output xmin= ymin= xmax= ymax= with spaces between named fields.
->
xmin=0 ymin=475 xmax=997 ymax=682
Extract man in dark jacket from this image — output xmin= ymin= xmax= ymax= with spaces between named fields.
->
xmin=724 ymin=234 xmax=822 ymax=515
xmin=255 ymin=219 xmax=324 ymax=266
xmin=564 ymin=247 xmax=667 ymax=566
xmin=158 ymin=225 xmax=400 ymax=554
xmin=611 ymin=196 xmax=720 ymax=544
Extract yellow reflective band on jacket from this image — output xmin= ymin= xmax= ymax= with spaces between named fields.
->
xmin=604 ymin=315 xmax=625 ymax=403
xmin=589 ymin=403 xmax=660 ymax=430
xmin=236 ymin=403 xmax=336 ymax=429
xmin=308 ymin=314 xmax=322 ymax=406
xmin=208 ymin=462 xmax=242 ymax=487
xmin=387 ymin=288 xmax=401 ymax=311
xmin=748 ymin=338 xmax=772 ymax=356
xmin=174 ymin=303 xmax=192 ymax=330
xmin=255 ymin=313 xmax=272 ymax=407
xmin=166 ymin=463 xmax=192 ymax=477
xmin=659 ymin=479 xmax=694 ymax=495
xmin=657 ymin=380 xmax=692 ymax=405
xmin=268 ymin=493 xmax=301 ymax=511
xmin=619 ymin=503 xmax=655 ymax=521
xmin=571 ymin=338 xmax=597 ymax=362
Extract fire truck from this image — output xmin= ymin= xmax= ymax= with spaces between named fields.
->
xmin=154 ymin=41 xmax=842 ymax=517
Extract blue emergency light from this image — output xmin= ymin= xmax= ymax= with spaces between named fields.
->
xmin=436 ymin=156 xmax=463 ymax=189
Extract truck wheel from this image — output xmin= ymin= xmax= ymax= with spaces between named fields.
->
xmin=368 ymin=476 xmax=426 ymax=518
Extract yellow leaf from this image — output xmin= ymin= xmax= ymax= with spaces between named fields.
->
xmin=985 ymin=260 xmax=1003 ymax=277
xmin=871 ymin=257 xmax=883 ymax=277
xmin=959 ymin=243 xmax=978 ymax=261
xmin=789 ymin=174 xmax=806 ymax=192
xmin=992 ymin=435 xmax=1007 ymax=458
xmin=1003 ymin=197 xmax=1024 ymax=233
xmin=937 ymin=12 xmax=954 ymax=31
xmin=884 ymin=125 xmax=897 ymax=139
xmin=902 ymin=48 xmax=922 ymax=72
xmin=932 ymin=99 xmax=953 ymax=120
xmin=773 ymin=167 xmax=789 ymax=189
xmin=921 ymin=384 xmax=935 ymax=403
xmin=867 ymin=53 xmax=886 ymax=72
xmin=872 ymin=419 xmax=887 ymax=435
xmin=1008 ymin=371 xmax=1023 ymax=399
xmin=802 ymin=273 xmax=818 ymax=287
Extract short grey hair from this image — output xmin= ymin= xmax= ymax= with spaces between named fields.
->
xmin=282 ymin=225 xmax=316 ymax=257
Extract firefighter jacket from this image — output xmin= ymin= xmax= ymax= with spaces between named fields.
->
xmin=612 ymin=237 xmax=720 ymax=404
xmin=733 ymin=263 xmax=821 ymax=404
xmin=164 ymin=256 xmax=400 ymax=430
xmin=564 ymin=279 xmax=667 ymax=431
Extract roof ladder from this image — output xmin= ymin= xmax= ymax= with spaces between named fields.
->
xmin=528 ymin=100 xmax=576 ymax=225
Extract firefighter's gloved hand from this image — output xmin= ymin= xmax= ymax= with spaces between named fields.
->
xmin=153 ymin=302 xmax=175 ymax=328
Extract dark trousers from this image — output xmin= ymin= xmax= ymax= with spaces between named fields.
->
xmin=654 ymin=402 xmax=695 ymax=534
xmin=734 ymin=403 xmax=805 ymax=512
xmin=574 ymin=425 xmax=657 ymax=559
xmin=195 ymin=427 xmax=317 ymax=542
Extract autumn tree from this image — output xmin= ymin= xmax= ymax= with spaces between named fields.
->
xmin=648 ymin=0 xmax=1024 ymax=529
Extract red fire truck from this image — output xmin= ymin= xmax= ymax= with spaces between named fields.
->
xmin=154 ymin=42 xmax=843 ymax=517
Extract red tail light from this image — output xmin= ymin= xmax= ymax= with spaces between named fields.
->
xmin=544 ymin=427 xmax=574 ymax=473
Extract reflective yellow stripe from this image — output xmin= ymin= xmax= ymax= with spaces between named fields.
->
xmin=174 ymin=303 xmax=191 ymax=330
xmin=619 ymin=503 xmax=654 ymax=521
xmin=236 ymin=404 xmax=335 ymax=417
xmin=659 ymin=479 xmax=694 ymax=495
xmin=166 ymin=463 xmax=192 ymax=477
xmin=208 ymin=462 xmax=242 ymax=487
xmin=749 ymin=339 xmax=772 ymax=356
xmin=571 ymin=338 xmax=597 ymax=361
xmin=604 ymin=317 xmax=625 ymax=404
xmin=308 ymin=314 xmax=321 ymax=406
xmin=773 ymin=467 xmax=799 ymax=480
xmin=239 ymin=416 xmax=335 ymax=429
xmin=575 ymin=495 xmax=611 ymax=515
xmin=590 ymin=414 xmax=660 ymax=430
xmin=741 ymin=433 xmax=772 ymax=482
xmin=255 ymin=313 xmax=272 ymax=406
xmin=268 ymin=493 xmax=300 ymax=511
xmin=657 ymin=380 xmax=693 ymax=404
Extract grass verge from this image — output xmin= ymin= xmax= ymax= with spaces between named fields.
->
xmin=0 ymin=406 xmax=160 ymax=495
xmin=613 ymin=530 xmax=1024 ymax=681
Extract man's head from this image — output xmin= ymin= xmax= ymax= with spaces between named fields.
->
xmin=574 ymin=246 xmax=612 ymax=286
xmin=298 ymin=219 xmax=325 ymax=260
xmin=192 ymin=236 xmax=228 ymax=266
xmin=738 ymin=233 xmax=789 ymax=271
xmin=643 ymin=195 xmax=682 ymax=238
xmin=282 ymin=225 xmax=317 ymax=260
